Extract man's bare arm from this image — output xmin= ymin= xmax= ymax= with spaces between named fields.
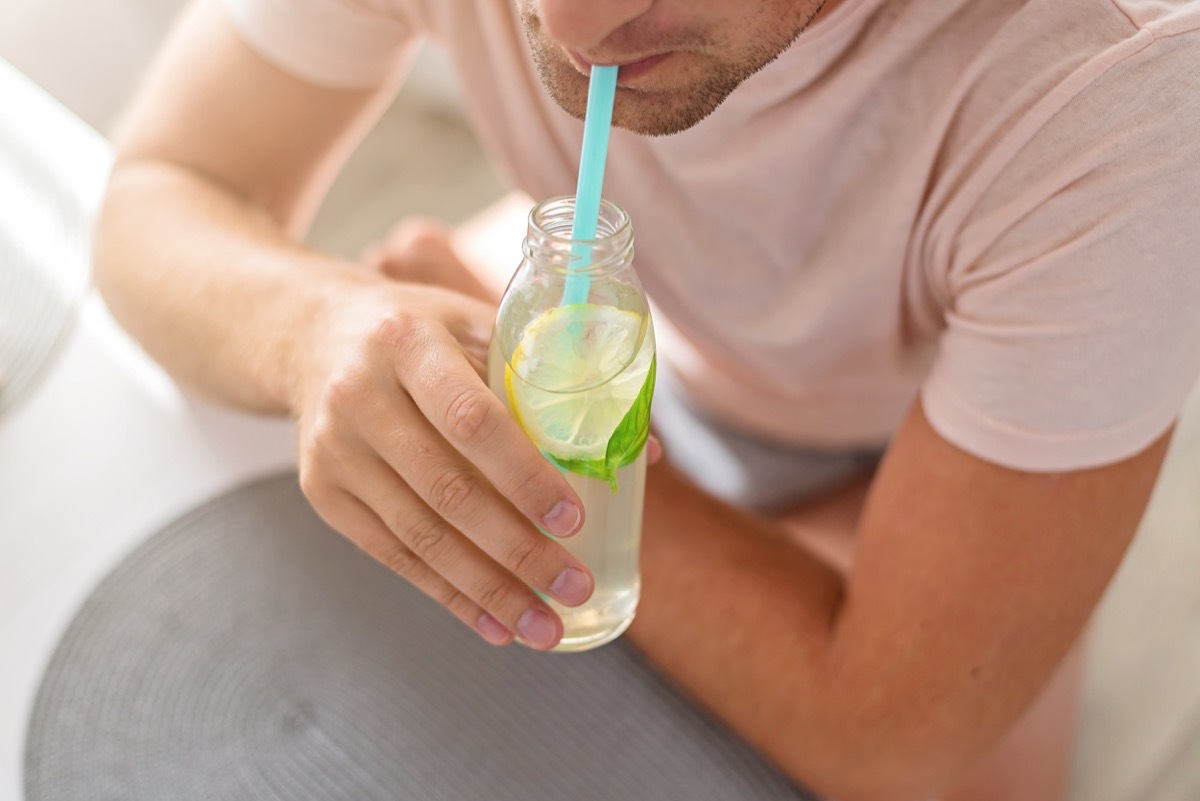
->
xmin=628 ymin=402 xmax=1170 ymax=801
xmin=95 ymin=0 xmax=405 ymax=412
xmin=95 ymin=0 xmax=604 ymax=651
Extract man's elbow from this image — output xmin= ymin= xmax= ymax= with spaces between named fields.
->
xmin=806 ymin=770 xmax=943 ymax=801
xmin=777 ymin=715 xmax=985 ymax=801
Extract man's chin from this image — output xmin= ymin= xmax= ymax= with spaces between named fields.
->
xmin=611 ymin=90 xmax=728 ymax=137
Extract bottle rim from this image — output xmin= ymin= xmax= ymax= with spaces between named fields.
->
xmin=523 ymin=195 xmax=634 ymax=275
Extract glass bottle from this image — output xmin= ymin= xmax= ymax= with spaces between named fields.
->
xmin=488 ymin=196 xmax=656 ymax=652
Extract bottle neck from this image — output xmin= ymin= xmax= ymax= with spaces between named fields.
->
xmin=523 ymin=196 xmax=634 ymax=277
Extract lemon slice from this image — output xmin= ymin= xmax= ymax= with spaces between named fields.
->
xmin=505 ymin=304 xmax=655 ymax=481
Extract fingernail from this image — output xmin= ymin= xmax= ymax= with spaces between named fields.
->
xmin=477 ymin=612 xmax=511 ymax=645
xmin=517 ymin=608 xmax=557 ymax=649
xmin=549 ymin=566 xmax=591 ymax=606
xmin=543 ymin=501 xmax=581 ymax=537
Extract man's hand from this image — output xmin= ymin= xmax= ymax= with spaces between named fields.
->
xmin=291 ymin=273 xmax=594 ymax=650
xmin=362 ymin=217 xmax=498 ymax=303
xmin=94 ymin=0 xmax=595 ymax=651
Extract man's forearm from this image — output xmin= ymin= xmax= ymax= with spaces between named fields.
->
xmin=627 ymin=463 xmax=854 ymax=796
xmin=95 ymin=159 xmax=373 ymax=415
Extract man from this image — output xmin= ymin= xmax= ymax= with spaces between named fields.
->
xmin=94 ymin=0 xmax=1200 ymax=798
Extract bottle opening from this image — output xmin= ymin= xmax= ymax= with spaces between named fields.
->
xmin=524 ymin=196 xmax=634 ymax=275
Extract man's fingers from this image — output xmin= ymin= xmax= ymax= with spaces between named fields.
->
xmin=371 ymin=410 xmax=594 ymax=607
xmin=297 ymin=285 xmax=595 ymax=652
xmin=352 ymin=455 xmax=567 ymax=651
xmin=365 ymin=217 xmax=495 ymax=301
xmin=385 ymin=320 xmax=586 ymax=540
xmin=309 ymin=486 xmax=515 ymax=646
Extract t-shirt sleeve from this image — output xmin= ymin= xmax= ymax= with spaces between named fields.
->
xmin=221 ymin=0 xmax=423 ymax=88
xmin=920 ymin=28 xmax=1200 ymax=473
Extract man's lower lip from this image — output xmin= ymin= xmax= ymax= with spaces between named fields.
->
xmin=616 ymin=53 xmax=670 ymax=82
xmin=569 ymin=51 xmax=671 ymax=82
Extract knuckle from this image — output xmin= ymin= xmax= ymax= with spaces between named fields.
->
xmin=305 ymin=413 xmax=338 ymax=457
xmin=387 ymin=215 xmax=444 ymax=244
xmin=504 ymin=536 xmax=545 ymax=579
xmin=442 ymin=386 xmax=497 ymax=442
xmin=322 ymin=367 xmax=372 ymax=413
xmin=507 ymin=460 xmax=557 ymax=507
xmin=400 ymin=514 xmax=452 ymax=564
xmin=427 ymin=467 xmax=481 ymax=519
xmin=297 ymin=438 xmax=343 ymax=507
xmin=397 ymin=218 xmax=451 ymax=255
xmin=434 ymin=585 xmax=469 ymax=615
xmin=475 ymin=576 xmax=515 ymax=613
xmin=297 ymin=464 xmax=329 ymax=507
xmin=372 ymin=310 xmax=419 ymax=349
xmin=379 ymin=313 xmax=443 ymax=384
xmin=379 ymin=544 xmax=422 ymax=578
xmin=384 ymin=424 xmax=429 ymax=463
xmin=379 ymin=311 xmax=436 ymax=371
xmin=298 ymin=417 xmax=350 ymax=493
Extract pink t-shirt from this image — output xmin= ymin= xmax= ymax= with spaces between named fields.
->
xmin=224 ymin=0 xmax=1200 ymax=472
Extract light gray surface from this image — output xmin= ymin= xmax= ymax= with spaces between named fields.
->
xmin=0 ymin=66 xmax=91 ymax=417
xmin=25 ymin=472 xmax=816 ymax=801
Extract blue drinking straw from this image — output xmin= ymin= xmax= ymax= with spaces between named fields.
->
xmin=562 ymin=65 xmax=618 ymax=307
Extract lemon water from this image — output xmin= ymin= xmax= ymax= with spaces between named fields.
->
xmin=488 ymin=303 xmax=655 ymax=651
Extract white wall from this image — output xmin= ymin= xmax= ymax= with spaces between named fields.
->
xmin=0 ymin=0 xmax=185 ymax=133
xmin=0 ymin=0 xmax=462 ymax=136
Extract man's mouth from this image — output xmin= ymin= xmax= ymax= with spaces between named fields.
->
xmin=566 ymin=49 xmax=672 ymax=84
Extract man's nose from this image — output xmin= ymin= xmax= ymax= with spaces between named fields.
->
xmin=534 ymin=0 xmax=654 ymax=53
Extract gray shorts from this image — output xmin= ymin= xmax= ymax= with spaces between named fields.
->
xmin=652 ymin=367 xmax=885 ymax=515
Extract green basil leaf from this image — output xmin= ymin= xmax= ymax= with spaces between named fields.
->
xmin=543 ymin=354 xmax=656 ymax=494
xmin=544 ymin=453 xmax=616 ymax=492
xmin=603 ymin=354 xmax=656 ymax=481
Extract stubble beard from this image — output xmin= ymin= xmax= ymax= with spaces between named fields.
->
xmin=517 ymin=3 xmax=826 ymax=137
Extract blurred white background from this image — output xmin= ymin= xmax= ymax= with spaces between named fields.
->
xmin=0 ymin=0 xmax=507 ymax=257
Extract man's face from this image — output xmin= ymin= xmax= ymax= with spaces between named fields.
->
xmin=517 ymin=0 xmax=832 ymax=136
